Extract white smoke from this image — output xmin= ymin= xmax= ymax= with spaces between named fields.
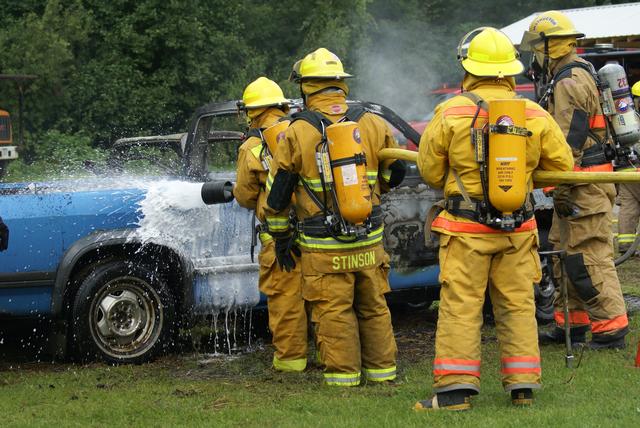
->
xmin=352 ymin=20 xmax=460 ymax=121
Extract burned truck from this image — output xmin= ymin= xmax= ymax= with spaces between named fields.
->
xmin=0 ymin=99 xmax=442 ymax=364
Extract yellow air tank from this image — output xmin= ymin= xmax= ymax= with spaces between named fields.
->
xmin=262 ymin=120 xmax=290 ymax=156
xmin=487 ymin=99 xmax=527 ymax=215
xmin=325 ymin=121 xmax=372 ymax=225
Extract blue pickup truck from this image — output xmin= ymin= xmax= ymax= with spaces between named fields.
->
xmin=0 ymin=100 xmax=442 ymax=363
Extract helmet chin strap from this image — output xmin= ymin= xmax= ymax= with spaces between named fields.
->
xmin=530 ymin=34 xmax=551 ymax=103
xmin=542 ymin=35 xmax=550 ymax=88
xmin=299 ymin=84 xmax=307 ymax=105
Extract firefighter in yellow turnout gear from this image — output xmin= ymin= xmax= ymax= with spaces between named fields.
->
xmin=234 ymin=77 xmax=308 ymax=372
xmin=616 ymin=159 xmax=640 ymax=255
xmin=617 ymin=82 xmax=640 ymax=256
xmin=265 ymin=48 xmax=406 ymax=386
xmin=522 ymin=10 xmax=630 ymax=349
xmin=414 ymin=28 xmax=573 ymax=411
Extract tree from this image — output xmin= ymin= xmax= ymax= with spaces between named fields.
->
xmin=0 ymin=0 xmax=631 ymax=149
xmin=0 ymin=0 xmax=91 ymax=138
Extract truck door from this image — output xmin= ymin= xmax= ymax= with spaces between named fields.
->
xmin=0 ymin=186 xmax=63 ymax=316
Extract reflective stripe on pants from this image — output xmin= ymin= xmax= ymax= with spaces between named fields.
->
xmin=324 ymin=372 xmax=361 ymax=387
xmin=273 ymin=356 xmax=307 ymax=372
xmin=554 ymin=310 xmax=590 ymax=327
xmin=501 ymin=356 xmax=541 ymax=375
xmin=363 ymin=366 xmax=396 ymax=382
xmin=618 ymin=233 xmax=637 ymax=245
xmin=433 ymin=359 xmax=481 ymax=377
xmin=591 ymin=314 xmax=629 ymax=334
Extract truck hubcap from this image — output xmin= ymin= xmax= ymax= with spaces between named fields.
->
xmin=90 ymin=276 xmax=163 ymax=358
xmin=97 ymin=290 xmax=144 ymax=338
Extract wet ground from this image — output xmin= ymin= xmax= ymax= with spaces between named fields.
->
xmin=0 ymin=305 xmax=440 ymax=369
xmin=0 ymin=318 xmax=54 ymax=365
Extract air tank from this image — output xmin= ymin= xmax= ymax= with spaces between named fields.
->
xmin=262 ymin=120 xmax=290 ymax=156
xmin=488 ymin=99 xmax=527 ymax=215
xmin=598 ymin=62 xmax=640 ymax=146
xmin=325 ymin=121 xmax=372 ymax=225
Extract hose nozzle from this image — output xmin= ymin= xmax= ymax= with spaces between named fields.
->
xmin=201 ymin=181 xmax=234 ymax=205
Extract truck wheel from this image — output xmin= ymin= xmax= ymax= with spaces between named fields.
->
xmin=72 ymin=260 xmax=176 ymax=364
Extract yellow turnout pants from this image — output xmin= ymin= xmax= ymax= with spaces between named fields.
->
xmin=434 ymin=232 xmax=542 ymax=393
xmin=549 ymin=183 xmax=628 ymax=340
xmin=258 ymin=238 xmax=308 ymax=372
xmin=300 ymin=244 xmax=397 ymax=386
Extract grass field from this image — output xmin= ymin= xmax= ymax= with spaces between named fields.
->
xmin=1 ymin=260 xmax=639 ymax=427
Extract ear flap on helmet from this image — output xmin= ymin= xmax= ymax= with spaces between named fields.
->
xmin=289 ymin=60 xmax=303 ymax=83
xmin=520 ymin=31 xmax=545 ymax=52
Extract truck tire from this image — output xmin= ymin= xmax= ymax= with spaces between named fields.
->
xmin=71 ymin=260 xmax=176 ymax=364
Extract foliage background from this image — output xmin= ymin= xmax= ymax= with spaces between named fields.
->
xmin=0 ymin=0 xmax=626 ymax=179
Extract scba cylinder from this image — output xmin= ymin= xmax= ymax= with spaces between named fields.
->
xmin=325 ymin=121 xmax=372 ymax=225
xmin=262 ymin=120 xmax=290 ymax=156
xmin=488 ymin=99 xmax=527 ymax=215
xmin=598 ymin=63 xmax=640 ymax=146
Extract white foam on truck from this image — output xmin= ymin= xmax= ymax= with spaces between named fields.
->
xmin=133 ymin=180 xmax=260 ymax=314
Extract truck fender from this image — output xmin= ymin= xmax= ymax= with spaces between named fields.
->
xmin=51 ymin=229 xmax=194 ymax=318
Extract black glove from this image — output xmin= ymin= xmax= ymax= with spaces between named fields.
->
xmin=274 ymin=235 xmax=301 ymax=272
xmin=552 ymin=185 xmax=578 ymax=218
xmin=0 ymin=216 xmax=8 ymax=252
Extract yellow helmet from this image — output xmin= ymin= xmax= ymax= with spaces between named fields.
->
xmin=457 ymin=27 xmax=524 ymax=78
xmin=520 ymin=10 xmax=585 ymax=51
xmin=632 ymin=81 xmax=640 ymax=97
xmin=289 ymin=48 xmax=352 ymax=83
xmin=241 ymin=77 xmax=289 ymax=109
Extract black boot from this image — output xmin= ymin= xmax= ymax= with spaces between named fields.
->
xmin=589 ymin=329 xmax=628 ymax=350
xmin=538 ymin=326 xmax=587 ymax=345
xmin=414 ymin=389 xmax=473 ymax=411
xmin=588 ymin=338 xmax=625 ymax=350
xmin=511 ymin=388 xmax=533 ymax=406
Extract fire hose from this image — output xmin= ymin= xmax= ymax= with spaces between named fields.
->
xmin=203 ymin=152 xmax=640 ymax=258
xmin=201 ymin=150 xmax=640 ymax=201
xmin=378 ymin=148 xmax=640 ymax=185
xmin=615 ymin=231 xmax=640 ymax=266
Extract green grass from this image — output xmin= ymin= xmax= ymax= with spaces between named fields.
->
xmin=1 ymin=268 xmax=639 ymax=427
xmin=1 ymin=332 xmax=639 ymax=427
